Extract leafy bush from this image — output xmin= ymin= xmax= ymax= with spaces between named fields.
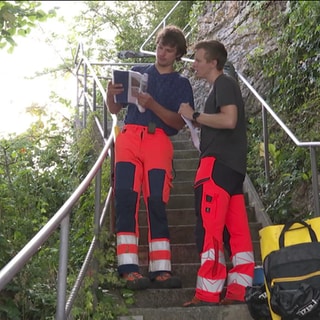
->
xmin=247 ymin=1 xmax=320 ymax=222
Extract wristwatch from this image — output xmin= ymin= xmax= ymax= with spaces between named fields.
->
xmin=192 ymin=111 xmax=201 ymax=122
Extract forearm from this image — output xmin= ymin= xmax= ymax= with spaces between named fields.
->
xmin=196 ymin=111 xmax=236 ymax=129
xmin=179 ymin=103 xmax=237 ymax=129
xmin=149 ymin=100 xmax=185 ymax=130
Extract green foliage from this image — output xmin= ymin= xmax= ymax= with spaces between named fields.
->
xmin=0 ymin=1 xmax=55 ymax=52
xmin=69 ymin=1 xmax=194 ymax=62
xmin=0 ymin=106 xmax=128 ymax=319
xmin=0 ymin=107 xmax=76 ymax=319
xmin=246 ymin=1 xmax=320 ymax=221
xmin=65 ymin=114 xmax=130 ymax=319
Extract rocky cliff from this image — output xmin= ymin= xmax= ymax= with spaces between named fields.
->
xmin=187 ymin=0 xmax=288 ymax=114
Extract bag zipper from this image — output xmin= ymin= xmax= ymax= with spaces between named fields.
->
xmin=271 ymin=270 xmax=320 ymax=287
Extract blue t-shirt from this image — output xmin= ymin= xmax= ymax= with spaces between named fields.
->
xmin=124 ymin=64 xmax=194 ymax=136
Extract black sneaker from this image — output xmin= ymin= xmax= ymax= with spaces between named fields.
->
xmin=151 ymin=272 xmax=182 ymax=289
xmin=122 ymin=272 xmax=150 ymax=290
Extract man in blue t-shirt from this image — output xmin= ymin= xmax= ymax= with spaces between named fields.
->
xmin=106 ymin=25 xmax=194 ymax=290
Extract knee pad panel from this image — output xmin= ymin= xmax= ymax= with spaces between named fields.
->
xmin=115 ymin=162 xmax=135 ymax=190
xmin=148 ymin=169 xmax=165 ymax=196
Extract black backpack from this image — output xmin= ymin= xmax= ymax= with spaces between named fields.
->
xmin=245 ymin=284 xmax=272 ymax=320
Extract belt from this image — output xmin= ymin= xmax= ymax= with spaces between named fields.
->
xmin=124 ymin=123 xmax=164 ymax=135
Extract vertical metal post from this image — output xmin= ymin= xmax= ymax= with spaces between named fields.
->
xmin=83 ymin=63 xmax=88 ymax=128
xmin=56 ymin=215 xmax=70 ymax=320
xmin=92 ymin=168 xmax=102 ymax=311
xmin=110 ymin=142 xmax=116 ymax=234
xmin=103 ymin=101 xmax=108 ymax=139
xmin=93 ymin=80 xmax=96 ymax=112
xmin=262 ymin=104 xmax=270 ymax=182
xmin=310 ymin=147 xmax=320 ymax=216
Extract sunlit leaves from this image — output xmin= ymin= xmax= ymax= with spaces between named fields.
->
xmin=0 ymin=1 xmax=56 ymax=52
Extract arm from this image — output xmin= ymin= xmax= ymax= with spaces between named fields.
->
xmin=136 ymin=92 xmax=186 ymax=131
xmin=178 ymin=103 xmax=238 ymax=129
xmin=106 ymin=81 xmax=124 ymax=114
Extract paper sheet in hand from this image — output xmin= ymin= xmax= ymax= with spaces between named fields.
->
xmin=181 ymin=115 xmax=200 ymax=152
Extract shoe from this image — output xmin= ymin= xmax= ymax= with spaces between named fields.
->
xmin=183 ymin=296 xmax=220 ymax=307
xmin=151 ymin=272 xmax=182 ymax=289
xmin=122 ymin=272 xmax=150 ymax=290
xmin=220 ymin=298 xmax=245 ymax=305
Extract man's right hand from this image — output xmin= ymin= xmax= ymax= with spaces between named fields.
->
xmin=107 ymin=81 xmax=124 ymax=97
xmin=106 ymin=81 xmax=124 ymax=114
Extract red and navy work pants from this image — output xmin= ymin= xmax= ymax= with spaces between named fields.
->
xmin=194 ymin=156 xmax=254 ymax=302
xmin=114 ymin=124 xmax=173 ymax=279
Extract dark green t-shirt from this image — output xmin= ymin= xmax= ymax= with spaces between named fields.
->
xmin=200 ymin=74 xmax=247 ymax=175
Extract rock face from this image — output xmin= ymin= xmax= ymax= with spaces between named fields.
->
xmin=184 ymin=0 xmax=316 ymax=217
xmin=185 ymin=0 xmax=289 ymax=113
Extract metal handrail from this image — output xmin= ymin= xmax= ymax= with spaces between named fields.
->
xmin=237 ymin=72 xmax=320 ymax=216
xmin=139 ymin=0 xmax=320 ymax=217
xmin=1 ymin=4 xmax=320 ymax=319
xmin=0 ymin=43 xmax=119 ymax=320
xmin=139 ymin=1 xmax=181 ymax=57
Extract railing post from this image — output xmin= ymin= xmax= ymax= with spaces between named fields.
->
xmin=92 ymin=167 xmax=102 ymax=311
xmin=110 ymin=142 xmax=116 ymax=234
xmin=83 ymin=63 xmax=88 ymax=128
xmin=310 ymin=146 xmax=320 ymax=216
xmin=93 ymin=80 xmax=97 ymax=112
xmin=262 ymin=104 xmax=270 ymax=182
xmin=56 ymin=215 xmax=70 ymax=320
xmin=103 ymin=101 xmax=108 ymax=139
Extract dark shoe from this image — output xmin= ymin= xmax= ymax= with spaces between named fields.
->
xmin=122 ymin=272 xmax=150 ymax=290
xmin=152 ymin=272 xmax=182 ymax=289
xmin=220 ymin=298 xmax=245 ymax=305
xmin=183 ymin=296 xmax=220 ymax=307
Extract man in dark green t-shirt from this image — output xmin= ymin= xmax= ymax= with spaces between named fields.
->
xmin=179 ymin=40 xmax=254 ymax=306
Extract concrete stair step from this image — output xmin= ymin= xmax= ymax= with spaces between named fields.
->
xmin=138 ymin=204 xmax=257 ymax=226
xmin=138 ymin=222 xmax=262 ymax=244
xmin=139 ymin=194 xmax=195 ymax=210
xmin=173 ymin=157 xmax=199 ymax=170
xmin=173 ymin=148 xmax=199 ymax=159
xmin=173 ymin=169 xmax=197 ymax=182
xmin=170 ymin=128 xmax=194 ymax=141
xmin=138 ymin=262 xmax=262 ymax=289
xmin=139 ymin=208 xmax=196 ymax=225
xmin=116 ymin=131 xmax=262 ymax=320
xmin=170 ymin=181 xmax=194 ymax=194
xmin=124 ymin=304 xmax=252 ymax=320
xmin=137 ymin=241 xmax=262 ymax=265
xmin=172 ymin=141 xmax=195 ymax=150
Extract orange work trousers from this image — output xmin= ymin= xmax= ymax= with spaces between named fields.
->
xmin=194 ymin=156 xmax=254 ymax=302
xmin=114 ymin=124 xmax=174 ymax=278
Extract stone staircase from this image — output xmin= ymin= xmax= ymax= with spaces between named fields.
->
xmin=121 ymin=130 xmax=261 ymax=320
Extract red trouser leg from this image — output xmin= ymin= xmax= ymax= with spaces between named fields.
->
xmin=224 ymin=194 xmax=254 ymax=301
xmin=139 ymin=126 xmax=173 ymax=275
xmin=194 ymin=157 xmax=229 ymax=303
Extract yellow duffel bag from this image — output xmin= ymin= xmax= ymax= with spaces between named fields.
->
xmin=259 ymin=216 xmax=320 ymax=261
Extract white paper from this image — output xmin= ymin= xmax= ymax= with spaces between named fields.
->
xmin=181 ymin=115 xmax=200 ymax=152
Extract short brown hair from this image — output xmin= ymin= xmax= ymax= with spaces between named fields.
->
xmin=194 ymin=40 xmax=227 ymax=71
xmin=156 ymin=25 xmax=187 ymax=61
